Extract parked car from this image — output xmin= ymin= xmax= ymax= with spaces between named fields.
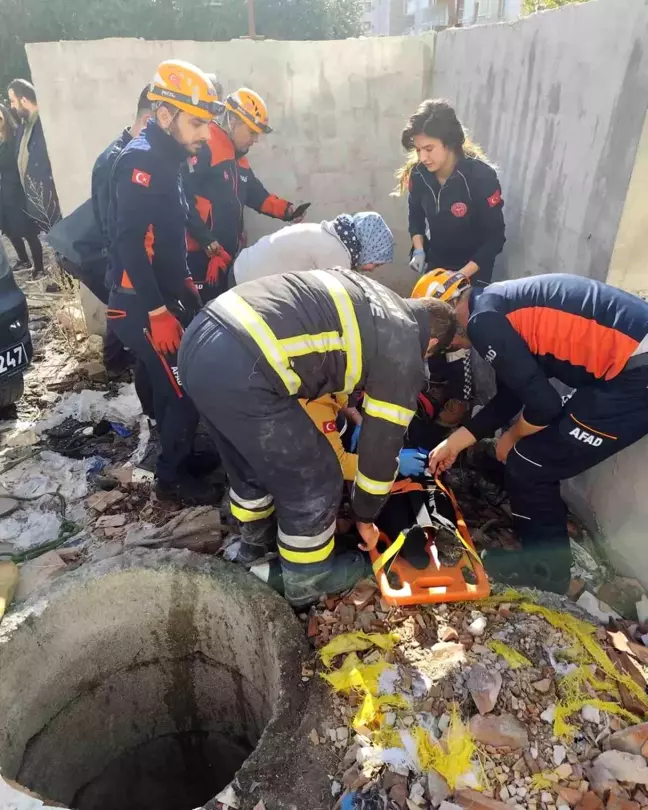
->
xmin=0 ymin=241 xmax=33 ymax=407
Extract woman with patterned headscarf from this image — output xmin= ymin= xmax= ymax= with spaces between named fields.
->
xmin=232 ymin=210 xmax=394 ymax=285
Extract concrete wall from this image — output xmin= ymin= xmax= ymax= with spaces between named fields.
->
xmin=27 ymin=35 xmax=434 ymax=302
xmin=433 ymin=0 xmax=648 ymax=282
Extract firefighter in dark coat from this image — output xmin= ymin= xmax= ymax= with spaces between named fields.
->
xmin=179 ymin=268 xmax=456 ymax=606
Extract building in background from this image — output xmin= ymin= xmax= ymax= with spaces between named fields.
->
xmin=361 ymin=0 xmax=409 ymax=35
xmin=362 ymin=0 xmax=521 ymax=35
xmin=404 ymin=0 xmax=521 ymax=32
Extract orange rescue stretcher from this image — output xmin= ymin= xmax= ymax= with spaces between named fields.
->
xmin=369 ymin=475 xmax=490 ymax=606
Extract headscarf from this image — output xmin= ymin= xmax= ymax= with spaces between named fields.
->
xmin=352 ymin=212 xmax=394 ymax=267
xmin=330 ymin=211 xmax=394 ymax=269
xmin=331 ymin=214 xmax=361 ymax=268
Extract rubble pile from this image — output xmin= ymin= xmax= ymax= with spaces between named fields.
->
xmin=300 ymin=584 xmax=648 ymax=810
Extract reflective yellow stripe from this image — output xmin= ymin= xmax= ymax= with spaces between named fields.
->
xmin=312 ymin=270 xmax=362 ymax=394
xmin=280 ymin=331 xmax=343 ymax=357
xmin=364 ymin=395 xmax=415 ymax=428
xmin=355 ymin=470 xmax=395 ymax=496
xmin=230 ymin=489 xmax=273 ymax=510
xmin=231 ymin=503 xmax=276 ymax=522
xmin=278 ymin=538 xmax=335 ymax=564
xmin=218 ymin=291 xmax=300 ymax=395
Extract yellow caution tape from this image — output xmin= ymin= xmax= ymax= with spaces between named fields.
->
xmin=319 ymin=631 xmax=399 ymax=667
xmin=486 ymin=640 xmax=532 ymax=669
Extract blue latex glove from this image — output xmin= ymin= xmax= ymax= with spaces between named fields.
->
xmin=398 ymin=447 xmax=428 ymax=477
xmin=349 ymin=423 xmax=361 ymax=452
xmin=409 ymin=248 xmax=426 ymax=274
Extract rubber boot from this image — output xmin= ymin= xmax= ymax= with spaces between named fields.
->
xmin=482 ymin=542 xmax=572 ymax=595
xmin=282 ymin=551 xmax=372 ymax=609
xmin=236 ymin=514 xmax=277 ymax=567
xmin=155 ymin=475 xmax=218 ymax=506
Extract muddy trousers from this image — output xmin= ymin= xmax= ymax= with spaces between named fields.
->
xmin=503 ymin=366 xmax=648 ymax=589
xmin=179 ymin=310 xmax=343 ymax=575
xmin=107 ymin=290 xmax=199 ymax=484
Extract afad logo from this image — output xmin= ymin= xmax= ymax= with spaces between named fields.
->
xmin=451 ymin=202 xmax=468 ymax=218
xmin=569 ymin=427 xmax=603 ymax=447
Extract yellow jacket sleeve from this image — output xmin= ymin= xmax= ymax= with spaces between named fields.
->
xmin=300 ymin=395 xmax=358 ymax=481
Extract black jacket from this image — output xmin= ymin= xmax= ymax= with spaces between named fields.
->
xmin=91 ymin=128 xmax=132 ymax=246
xmin=0 ymin=139 xmax=32 ymax=236
xmin=15 ymin=115 xmax=60 ymax=229
xmin=209 ymin=267 xmax=431 ymax=522
xmin=408 ymin=157 xmax=505 ymax=283
xmin=106 ymin=120 xmax=191 ymax=312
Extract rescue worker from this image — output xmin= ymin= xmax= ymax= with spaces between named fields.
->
xmin=411 ymin=268 xmax=474 ymax=436
xmin=92 ymin=86 xmax=154 ymax=245
xmin=183 ymin=88 xmax=307 ymax=301
xmin=232 ymin=211 xmax=394 ymax=285
xmin=427 ymin=273 xmax=648 ymax=594
xmin=89 ymin=86 xmax=154 ymax=377
xmin=106 ymin=60 xmax=222 ymax=503
xmin=178 ymin=268 xmax=456 ymax=607
xmin=396 ymin=99 xmax=505 ymax=285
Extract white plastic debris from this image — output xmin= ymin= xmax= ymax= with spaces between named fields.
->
xmin=36 ymin=382 xmax=142 ymax=434
xmin=223 ymin=540 xmax=242 ymax=562
xmin=540 ymin=705 xmax=556 ymax=723
xmin=214 ymin=784 xmax=240 ymax=809
xmin=0 ymin=772 xmax=62 ymax=809
xmin=576 ymin=590 xmax=621 ymax=623
xmin=0 ymin=509 xmax=62 ymax=551
xmin=1 ymin=451 xmax=95 ymax=502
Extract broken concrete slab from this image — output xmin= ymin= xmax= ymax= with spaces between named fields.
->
xmin=593 ymin=751 xmax=648 ymax=786
xmin=86 ymin=489 xmax=125 ymax=513
xmin=0 ymin=498 xmax=19 ymax=518
xmin=469 ymin=713 xmax=529 ymax=749
xmin=609 ymin=722 xmax=648 ymax=756
xmin=15 ymin=551 xmax=67 ymax=602
xmin=467 ymin=663 xmax=502 ymax=714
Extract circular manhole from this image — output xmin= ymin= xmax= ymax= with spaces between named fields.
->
xmin=0 ymin=550 xmax=305 ymax=810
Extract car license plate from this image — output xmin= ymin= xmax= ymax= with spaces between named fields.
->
xmin=0 ymin=343 xmax=27 ymax=376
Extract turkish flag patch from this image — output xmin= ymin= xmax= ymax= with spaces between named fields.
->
xmin=487 ymin=189 xmax=502 ymax=208
xmin=451 ymin=202 xmax=468 ymax=218
xmin=322 ymin=420 xmax=337 ymax=434
xmin=131 ymin=169 xmax=151 ymax=188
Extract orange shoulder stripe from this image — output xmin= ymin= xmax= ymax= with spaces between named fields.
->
xmin=506 ymin=307 xmax=639 ymax=380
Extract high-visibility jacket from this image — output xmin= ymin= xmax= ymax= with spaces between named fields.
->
xmin=301 ymin=394 xmax=357 ymax=481
xmin=208 ymin=268 xmax=431 ymax=522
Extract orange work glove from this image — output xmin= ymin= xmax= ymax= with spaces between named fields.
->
xmin=148 ymin=307 xmax=184 ymax=355
xmin=205 ymin=247 xmax=232 ymax=286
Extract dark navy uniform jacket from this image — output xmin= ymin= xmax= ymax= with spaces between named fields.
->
xmin=91 ymin=128 xmax=132 ymax=246
xmin=107 ymin=120 xmax=191 ymax=312
xmin=464 ymin=274 xmax=648 ymax=439
xmin=408 ymin=156 xmax=505 ymax=283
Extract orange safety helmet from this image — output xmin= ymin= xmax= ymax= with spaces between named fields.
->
xmin=411 ymin=268 xmax=470 ymax=302
xmin=148 ymin=60 xmax=223 ymax=121
xmin=225 ymin=88 xmax=272 ymax=134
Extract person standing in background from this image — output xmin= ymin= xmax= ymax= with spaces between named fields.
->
xmin=7 ymin=79 xmax=61 ymax=234
xmin=397 ymin=99 xmax=505 ymax=285
xmin=0 ymin=103 xmax=45 ymax=277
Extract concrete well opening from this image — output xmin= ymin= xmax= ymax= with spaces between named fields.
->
xmin=0 ymin=550 xmax=306 ymax=810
